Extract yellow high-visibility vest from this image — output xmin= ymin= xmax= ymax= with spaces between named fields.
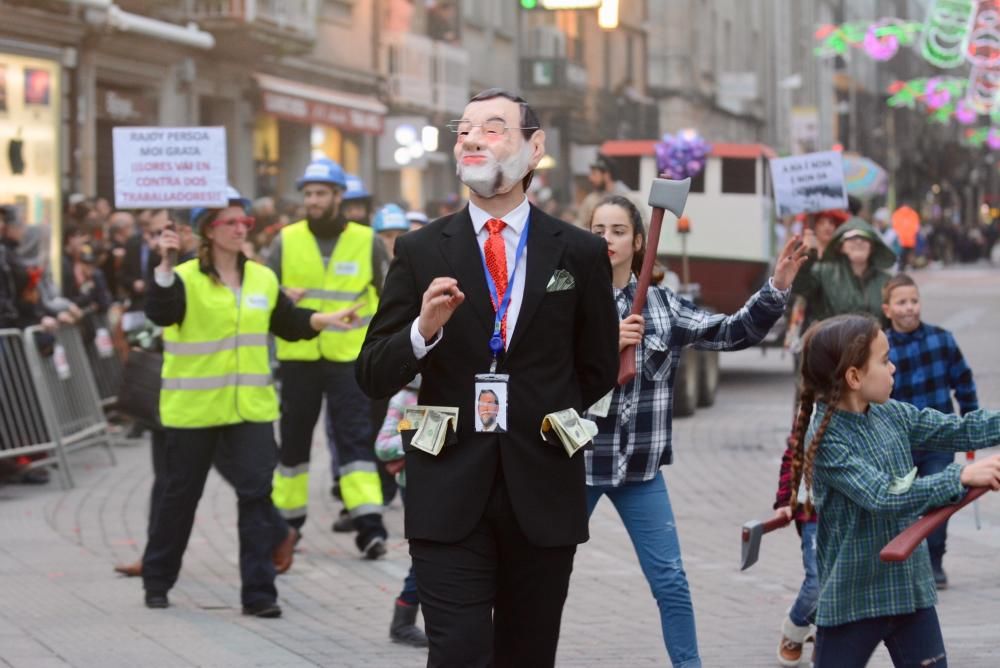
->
xmin=274 ymin=221 xmax=378 ymax=362
xmin=159 ymin=259 xmax=279 ymax=428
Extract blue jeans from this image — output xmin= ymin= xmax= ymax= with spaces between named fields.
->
xmin=912 ymin=450 xmax=954 ymax=567
xmin=815 ymin=607 xmax=946 ymax=667
xmin=587 ymin=471 xmax=701 ymax=668
xmin=789 ymin=520 xmax=818 ymax=627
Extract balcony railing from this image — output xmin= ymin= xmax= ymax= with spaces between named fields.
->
xmin=434 ymin=41 xmax=470 ymax=115
xmin=382 ymin=33 xmax=470 ymax=113
xmin=183 ymin=0 xmax=318 ymax=48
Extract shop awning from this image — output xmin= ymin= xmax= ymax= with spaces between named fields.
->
xmin=254 ymin=73 xmax=386 ymax=135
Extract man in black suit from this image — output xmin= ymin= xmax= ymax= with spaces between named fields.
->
xmin=121 ymin=209 xmax=169 ymax=313
xmin=357 ymin=89 xmax=619 ymax=667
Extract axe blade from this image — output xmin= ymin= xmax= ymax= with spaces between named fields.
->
xmin=648 ymin=177 xmax=691 ymax=218
xmin=740 ymin=520 xmax=764 ymax=571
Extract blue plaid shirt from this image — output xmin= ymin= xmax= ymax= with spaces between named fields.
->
xmin=584 ymin=277 xmax=787 ymax=486
xmin=886 ymin=323 xmax=978 ymax=420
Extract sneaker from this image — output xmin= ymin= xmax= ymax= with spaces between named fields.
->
xmin=331 ymin=508 xmax=355 ymax=533
xmin=242 ymin=601 xmax=282 ymax=618
xmin=778 ymin=636 xmax=803 ymax=667
xmin=145 ymin=591 xmax=169 ymax=609
xmin=933 ymin=564 xmax=948 ymax=590
xmin=361 ymin=535 xmax=387 ymax=560
xmin=778 ymin=616 xmax=811 ymax=667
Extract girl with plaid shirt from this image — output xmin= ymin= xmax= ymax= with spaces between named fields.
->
xmin=788 ymin=314 xmax=1000 ymax=667
xmin=584 ymin=196 xmax=807 ymax=667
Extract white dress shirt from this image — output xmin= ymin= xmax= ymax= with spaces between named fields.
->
xmin=411 ymin=196 xmax=531 ymax=359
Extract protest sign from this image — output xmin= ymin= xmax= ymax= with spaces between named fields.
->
xmin=769 ymin=151 xmax=848 ymax=217
xmin=113 ymin=126 xmax=228 ymax=209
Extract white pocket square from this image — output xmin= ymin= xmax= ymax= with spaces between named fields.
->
xmin=546 ymin=269 xmax=575 ymax=292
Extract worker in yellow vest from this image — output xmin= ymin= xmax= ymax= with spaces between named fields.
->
xmin=268 ymin=158 xmax=391 ymax=559
xmin=141 ymin=187 xmax=360 ymax=616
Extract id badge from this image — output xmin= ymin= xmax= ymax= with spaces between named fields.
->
xmin=474 ymin=373 xmax=509 ymax=433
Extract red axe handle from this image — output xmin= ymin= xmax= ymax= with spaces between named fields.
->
xmin=616 ymin=206 xmax=665 ymax=386
xmin=879 ymin=487 xmax=989 ymax=562
xmin=762 ymin=515 xmax=792 ymax=533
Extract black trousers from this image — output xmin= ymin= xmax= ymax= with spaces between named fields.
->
xmin=148 ymin=427 xmax=167 ymax=537
xmin=142 ymin=422 xmax=288 ymax=607
xmin=409 ymin=475 xmax=576 ymax=668
xmin=279 ymin=360 xmax=385 ymax=547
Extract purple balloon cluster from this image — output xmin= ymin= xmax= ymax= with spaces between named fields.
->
xmin=655 ymin=130 xmax=711 ymax=180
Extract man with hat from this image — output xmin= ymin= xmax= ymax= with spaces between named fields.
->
xmin=575 ymin=153 xmax=647 ymax=229
xmin=267 ymin=157 xmax=391 ymax=558
xmin=341 ymin=174 xmax=374 ymax=226
xmin=372 ymin=203 xmax=410 ymax=256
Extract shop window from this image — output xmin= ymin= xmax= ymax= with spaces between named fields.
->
xmin=689 ymin=169 xmax=705 ymax=194
xmin=721 ymin=158 xmax=756 ymax=194
xmin=254 ymin=115 xmax=280 ymax=197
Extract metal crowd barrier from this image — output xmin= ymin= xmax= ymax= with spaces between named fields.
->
xmin=0 ymin=328 xmax=74 ymax=487
xmin=8 ymin=324 xmax=118 ymax=487
xmin=82 ymin=313 xmax=124 ymax=408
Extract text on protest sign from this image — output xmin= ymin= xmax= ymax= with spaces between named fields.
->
xmin=113 ymin=127 xmax=228 ymax=209
xmin=768 ymin=151 xmax=848 ymax=217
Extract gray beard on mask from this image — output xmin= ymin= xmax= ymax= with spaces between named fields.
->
xmin=457 ymin=142 xmax=534 ymax=199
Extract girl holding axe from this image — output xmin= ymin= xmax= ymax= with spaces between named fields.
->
xmin=787 ymin=314 xmax=1000 ymax=667
xmin=584 ymin=194 xmax=807 ymax=667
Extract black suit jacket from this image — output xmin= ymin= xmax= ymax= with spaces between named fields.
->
xmin=121 ymin=234 xmax=160 ymax=312
xmin=357 ymin=205 xmax=618 ymax=547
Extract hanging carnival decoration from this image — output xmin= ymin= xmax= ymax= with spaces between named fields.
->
xmin=654 ymin=130 xmax=711 ymax=181
xmin=815 ymin=0 xmax=1000 ymax=148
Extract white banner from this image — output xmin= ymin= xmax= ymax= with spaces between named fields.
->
xmin=113 ymin=126 xmax=228 ymax=209
xmin=769 ymin=150 xmax=848 ymax=217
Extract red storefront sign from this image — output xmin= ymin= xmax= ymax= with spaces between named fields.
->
xmin=262 ymin=90 xmax=383 ymax=135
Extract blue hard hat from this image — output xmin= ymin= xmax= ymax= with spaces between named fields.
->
xmin=372 ymin=204 xmax=409 ymax=233
xmin=296 ymin=157 xmax=347 ymax=191
xmin=191 ymin=185 xmax=252 ymax=229
xmin=342 ymin=174 xmax=371 ymax=201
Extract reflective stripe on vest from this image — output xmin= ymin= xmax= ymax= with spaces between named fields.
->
xmin=160 ymin=373 xmax=272 ymax=391
xmin=163 ymin=333 xmax=269 ymax=356
xmin=275 ymin=221 xmax=379 ymax=362
xmin=159 ymin=259 xmax=280 ymax=428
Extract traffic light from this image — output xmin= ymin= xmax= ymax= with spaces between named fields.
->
xmin=520 ymin=0 xmax=539 ymax=8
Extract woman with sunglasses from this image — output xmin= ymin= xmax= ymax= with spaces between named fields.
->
xmin=140 ymin=188 xmax=361 ymax=617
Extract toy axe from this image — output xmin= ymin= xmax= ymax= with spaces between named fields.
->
xmin=740 ymin=515 xmax=792 ymax=571
xmin=617 ymin=177 xmax=691 ymax=386
xmin=880 ymin=487 xmax=988 ymax=562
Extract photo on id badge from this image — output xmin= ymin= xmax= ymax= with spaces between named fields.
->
xmin=475 ymin=375 xmax=508 ymax=433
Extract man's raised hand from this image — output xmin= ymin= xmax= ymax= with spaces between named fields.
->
xmin=418 ymin=277 xmax=465 ymax=341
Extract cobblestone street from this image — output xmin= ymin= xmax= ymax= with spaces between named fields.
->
xmin=1 ymin=267 xmax=998 ymax=667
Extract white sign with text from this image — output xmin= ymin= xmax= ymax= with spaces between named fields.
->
xmin=113 ymin=126 xmax=228 ymax=209
xmin=769 ymin=151 xmax=848 ymax=217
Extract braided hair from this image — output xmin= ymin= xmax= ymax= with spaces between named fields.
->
xmin=788 ymin=314 xmax=881 ymax=514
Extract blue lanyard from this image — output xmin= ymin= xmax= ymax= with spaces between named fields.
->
xmin=478 ymin=216 xmax=529 ymax=362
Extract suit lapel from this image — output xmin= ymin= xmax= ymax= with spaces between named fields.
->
xmin=440 ymin=207 xmax=494 ymax=336
xmin=507 ymin=206 xmax=565 ymax=357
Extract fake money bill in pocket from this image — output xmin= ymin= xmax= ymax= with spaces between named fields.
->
xmin=402 ymin=406 xmax=459 ymax=456
xmin=540 ymin=408 xmax=599 ymax=457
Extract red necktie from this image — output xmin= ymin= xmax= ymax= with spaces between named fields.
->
xmin=484 ymin=218 xmax=509 ymax=343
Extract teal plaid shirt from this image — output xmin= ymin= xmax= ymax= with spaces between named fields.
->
xmin=811 ymin=400 xmax=1000 ymax=627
